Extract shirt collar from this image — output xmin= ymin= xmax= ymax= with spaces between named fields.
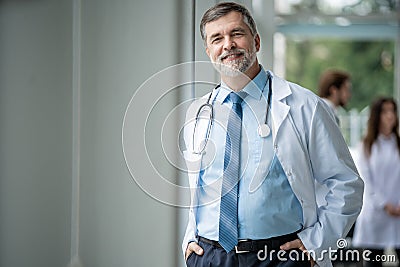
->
xmin=215 ymin=65 xmax=268 ymax=104
xmin=378 ymin=133 xmax=396 ymax=142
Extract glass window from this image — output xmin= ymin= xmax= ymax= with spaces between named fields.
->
xmin=272 ymin=0 xmax=398 ymax=146
xmin=285 ymin=39 xmax=395 ymax=111
xmin=275 ymin=0 xmax=399 ymax=16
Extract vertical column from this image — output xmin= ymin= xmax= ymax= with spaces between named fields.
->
xmin=395 ymin=19 xmax=400 ymax=113
xmin=252 ymin=0 xmax=275 ymax=71
xmin=176 ymin=0 xmax=197 ymax=266
xmin=70 ymin=0 xmax=82 ymax=266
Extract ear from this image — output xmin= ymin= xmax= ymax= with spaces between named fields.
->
xmin=255 ymin=34 xmax=261 ymax=52
xmin=206 ymin=46 xmax=211 ymax=58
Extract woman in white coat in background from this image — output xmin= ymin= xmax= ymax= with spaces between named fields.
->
xmin=353 ymin=97 xmax=400 ymax=267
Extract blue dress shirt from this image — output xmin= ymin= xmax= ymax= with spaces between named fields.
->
xmin=196 ymin=66 xmax=303 ymax=241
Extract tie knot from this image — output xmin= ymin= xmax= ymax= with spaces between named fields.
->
xmin=229 ymin=92 xmax=243 ymax=105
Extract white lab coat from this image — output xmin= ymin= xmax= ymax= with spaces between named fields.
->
xmin=352 ymin=135 xmax=400 ymax=248
xmin=182 ymin=72 xmax=364 ymax=266
xmin=321 ymin=98 xmax=340 ymax=125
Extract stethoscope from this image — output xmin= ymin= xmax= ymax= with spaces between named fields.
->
xmin=192 ymin=73 xmax=273 ymax=154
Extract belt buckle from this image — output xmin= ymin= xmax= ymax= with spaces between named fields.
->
xmin=235 ymin=240 xmax=250 ymax=254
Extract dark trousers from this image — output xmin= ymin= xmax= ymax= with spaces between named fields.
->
xmin=186 ymin=239 xmax=311 ymax=267
xmin=363 ymin=248 xmax=400 ymax=267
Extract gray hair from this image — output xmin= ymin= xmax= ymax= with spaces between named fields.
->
xmin=200 ymin=2 xmax=258 ymax=44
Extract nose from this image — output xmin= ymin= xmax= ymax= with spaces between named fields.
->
xmin=223 ymin=37 xmax=236 ymax=51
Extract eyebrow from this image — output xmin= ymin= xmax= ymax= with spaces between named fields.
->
xmin=209 ymin=32 xmax=222 ymax=41
xmin=208 ymin=27 xmax=247 ymax=41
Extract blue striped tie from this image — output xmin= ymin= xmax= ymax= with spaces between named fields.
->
xmin=219 ymin=92 xmax=243 ymax=252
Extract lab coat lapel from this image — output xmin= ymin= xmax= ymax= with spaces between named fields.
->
xmin=270 ymin=74 xmax=291 ymax=141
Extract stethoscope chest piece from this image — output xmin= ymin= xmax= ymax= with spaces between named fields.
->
xmin=258 ymin=124 xmax=270 ymax=138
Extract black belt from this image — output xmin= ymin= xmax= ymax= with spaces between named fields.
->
xmin=198 ymin=232 xmax=299 ymax=253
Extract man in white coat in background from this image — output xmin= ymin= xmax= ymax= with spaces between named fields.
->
xmin=317 ymin=69 xmax=352 ymax=125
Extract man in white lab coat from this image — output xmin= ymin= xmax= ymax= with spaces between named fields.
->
xmin=182 ymin=2 xmax=364 ymax=267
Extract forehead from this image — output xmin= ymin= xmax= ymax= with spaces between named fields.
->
xmin=204 ymin=11 xmax=249 ymax=36
xmin=382 ymin=101 xmax=395 ymax=111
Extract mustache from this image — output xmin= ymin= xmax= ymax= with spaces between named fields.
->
xmin=217 ymin=49 xmax=246 ymax=62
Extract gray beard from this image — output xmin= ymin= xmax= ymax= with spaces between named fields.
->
xmin=213 ymin=49 xmax=256 ymax=77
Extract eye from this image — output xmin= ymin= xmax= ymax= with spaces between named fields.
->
xmin=232 ymin=30 xmax=246 ymax=37
xmin=211 ymin=37 xmax=222 ymax=44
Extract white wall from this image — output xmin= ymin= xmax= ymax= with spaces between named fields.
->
xmin=0 ymin=0 xmax=73 ymax=266
xmin=78 ymin=0 xmax=180 ymax=266
xmin=0 ymin=0 xmax=184 ymax=266
xmin=0 ymin=1 xmax=275 ymax=266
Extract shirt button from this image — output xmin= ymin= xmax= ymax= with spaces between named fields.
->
xmin=287 ymin=171 xmax=292 ymax=176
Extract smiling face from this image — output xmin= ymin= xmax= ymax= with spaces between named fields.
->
xmin=379 ymin=101 xmax=397 ymax=136
xmin=204 ymin=11 xmax=260 ymax=79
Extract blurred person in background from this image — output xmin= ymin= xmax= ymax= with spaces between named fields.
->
xmin=353 ymin=97 xmax=400 ymax=267
xmin=318 ymin=69 xmax=352 ymax=125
